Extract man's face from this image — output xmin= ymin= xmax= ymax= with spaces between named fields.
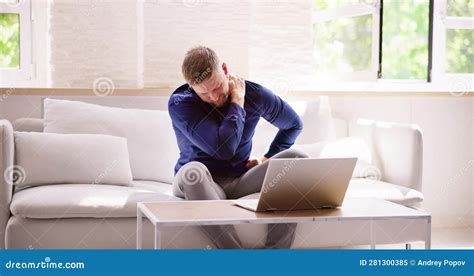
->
xmin=192 ymin=63 xmax=230 ymax=108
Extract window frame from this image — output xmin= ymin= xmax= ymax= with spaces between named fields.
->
xmin=311 ymin=0 xmax=381 ymax=82
xmin=377 ymin=0 xmax=433 ymax=82
xmin=0 ymin=0 xmax=32 ymax=83
xmin=431 ymin=0 xmax=473 ymax=89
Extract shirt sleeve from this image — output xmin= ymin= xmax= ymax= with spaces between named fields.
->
xmin=168 ymin=96 xmax=246 ymax=160
xmin=255 ymin=84 xmax=303 ymax=158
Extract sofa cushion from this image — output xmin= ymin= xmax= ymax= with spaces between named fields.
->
xmin=14 ymin=132 xmax=133 ymax=189
xmin=251 ymin=97 xmax=336 ymax=157
xmin=10 ymin=181 xmax=181 ymax=219
xmin=290 ymin=97 xmax=336 ymax=144
xmin=10 ymin=178 xmax=422 ymax=220
xmin=345 ymin=179 xmax=424 ymax=206
xmin=292 ymin=136 xmax=380 ymax=179
xmin=241 ymin=179 xmax=422 ymax=206
xmin=43 ymin=98 xmax=180 ymax=183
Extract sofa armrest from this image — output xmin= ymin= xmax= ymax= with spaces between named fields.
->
xmin=348 ymin=118 xmax=423 ymax=193
xmin=0 ymin=119 xmax=14 ymax=249
xmin=12 ymin=118 xmax=44 ymax=132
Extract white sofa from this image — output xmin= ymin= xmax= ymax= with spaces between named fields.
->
xmin=0 ymin=99 xmax=424 ymax=249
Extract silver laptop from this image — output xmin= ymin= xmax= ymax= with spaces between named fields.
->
xmin=234 ymin=157 xmax=357 ymax=212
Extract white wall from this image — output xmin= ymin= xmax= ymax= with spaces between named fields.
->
xmin=249 ymin=0 xmax=314 ymax=89
xmin=48 ymin=0 xmax=142 ymax=87
xmin=144 ymin=0 xmax=251 ymax=87
xmin=43 ymin=0 xmax=315 ymax=89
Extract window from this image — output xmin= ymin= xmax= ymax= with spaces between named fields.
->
xmin=313 ymin=0 xmax=473 ymax=88
xmin=312 ymin=0 xmax=381 ymax=81
xmin=431 ymin=0 xmax=473 ymax=88
xmin=441 ymin=0 xmax=473 ymax=73
xmin=446 ymin=28 xmax=473 ymax=73
xmin=0 ymin=13 xmax=18 ymax=68
xmin=0 ymin=0 xmax=31 ymax=83
xmin=381 ymin=0 xmax=430 ymax=80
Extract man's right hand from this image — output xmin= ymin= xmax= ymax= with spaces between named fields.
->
xmin=229 ymin=74 xmax=246 ymax=107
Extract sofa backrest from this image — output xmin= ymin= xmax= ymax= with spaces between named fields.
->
xmin=12 ymin=96 xmax=346 ymax=184
xmin=348 ymin=119 xmax=423 ymax=192
xmin=13 ymin=116 xmax=347 ymax=153
xmin=12 ymin=118 xmax=44 ymax=133
xmin=13 ymin=114 xmax=346 ymax=176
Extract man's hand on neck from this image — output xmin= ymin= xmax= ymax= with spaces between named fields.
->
xmin=229 ymin=74 xmax=246 ymax=108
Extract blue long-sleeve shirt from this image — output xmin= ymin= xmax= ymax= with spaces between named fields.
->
xmin=168 ymin=80 xmax=303 ymax=178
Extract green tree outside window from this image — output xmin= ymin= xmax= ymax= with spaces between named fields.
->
xmin=0 ymin=13 xmax=19 ymax=69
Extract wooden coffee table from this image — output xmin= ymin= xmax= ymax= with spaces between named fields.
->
xmin=137 ymin=198 xmax=431 ymax=249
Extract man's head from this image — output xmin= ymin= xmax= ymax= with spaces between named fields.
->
xmin=182 ymin=46 xmax=230 ymax=107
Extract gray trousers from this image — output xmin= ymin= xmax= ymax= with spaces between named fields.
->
xmin=172 ymin=148 xmax=309 ymax=249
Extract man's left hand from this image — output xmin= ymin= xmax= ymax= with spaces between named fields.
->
xmin=245 ymin=156 xmax=268 ymax=169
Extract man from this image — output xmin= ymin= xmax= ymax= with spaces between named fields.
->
xmin=168 ymin=46 xmax=308 ymax=249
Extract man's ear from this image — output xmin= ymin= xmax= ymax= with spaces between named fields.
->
xmin=222 ymin=62 xmax=228 ymax=76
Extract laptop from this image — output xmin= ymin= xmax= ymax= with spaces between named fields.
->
xmin=234 ymin=157 xmax=357 ymax=212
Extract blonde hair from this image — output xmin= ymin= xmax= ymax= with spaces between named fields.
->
xmin=181 ymin=46 xmax=219 ymax=86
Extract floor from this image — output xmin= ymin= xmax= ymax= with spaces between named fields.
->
xmin=331 ymin=227 xmax=473 ymax=249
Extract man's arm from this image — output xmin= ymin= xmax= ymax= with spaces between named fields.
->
xmin=252 ymin=83 xmax=303 ymax=159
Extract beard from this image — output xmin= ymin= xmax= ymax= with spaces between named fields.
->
xmin=211 ymin=92 xmax=229 ymax=108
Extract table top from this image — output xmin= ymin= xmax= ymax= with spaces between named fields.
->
xmin=138 ymin=198 xmax=431 ymax=226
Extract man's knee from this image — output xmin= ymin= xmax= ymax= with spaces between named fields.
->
xmin=279 ymin=148 xmax=309 ymax=159
xmin=178 ymin=161 xmax=210 ymax=188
